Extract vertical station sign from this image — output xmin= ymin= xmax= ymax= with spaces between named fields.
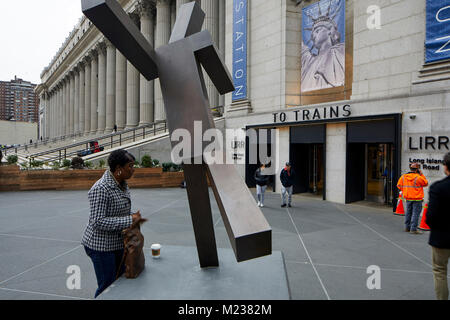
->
xmin=232 ymin=0 xmax=248 ymax=101
xmin=426 ymin=0 xmax=450 ymax=63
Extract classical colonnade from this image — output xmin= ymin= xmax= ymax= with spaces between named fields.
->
xmin=41 ymin=0 xmax=225 ymax=139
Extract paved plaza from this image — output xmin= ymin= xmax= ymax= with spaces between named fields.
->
xmin=0 ymin=187 xmax=440 ymax=300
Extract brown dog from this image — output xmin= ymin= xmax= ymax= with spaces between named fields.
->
xmin=118 ymin=216 xmax=148 ymax=279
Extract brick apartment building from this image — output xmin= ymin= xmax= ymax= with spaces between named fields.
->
xmin=0 ymin=76 xmax=39 ymax=122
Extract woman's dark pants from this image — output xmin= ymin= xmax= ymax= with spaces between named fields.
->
xmin=84 ymin=246 xmax=125 ymax=298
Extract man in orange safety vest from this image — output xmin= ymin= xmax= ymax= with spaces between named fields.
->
xmin=397 ymin=162 xmax=428 ymax=234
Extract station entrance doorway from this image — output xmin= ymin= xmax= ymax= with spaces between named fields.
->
xmin=291 ymin=144 xmax=324 ymax=196
xmin=290 ymin=125 xmax=326 ymax=199
xmin=346 ymin=117 xmax=401 ymax=209
xmin=366 ymin=144 xmax=394 ymax=204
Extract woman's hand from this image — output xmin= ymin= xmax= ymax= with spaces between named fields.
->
xmin=132 ymin=210 xmax=142 ymax=223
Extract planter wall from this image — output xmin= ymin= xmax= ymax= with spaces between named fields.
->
xmin=0 ymin=166 xmax=184 ymax=192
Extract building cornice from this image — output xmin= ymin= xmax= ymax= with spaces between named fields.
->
xmin=40 ymin=0 xmax=136 ymax=86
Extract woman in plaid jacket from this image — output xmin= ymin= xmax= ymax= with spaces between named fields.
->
xmin=82 ymin=149 xmax=141 ymax=298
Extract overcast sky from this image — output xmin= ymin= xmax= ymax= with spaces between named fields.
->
xmin=0 ymin=0 xmax=83 ymax=84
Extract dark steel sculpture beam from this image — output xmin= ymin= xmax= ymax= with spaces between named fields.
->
xmin=169 ymin=1 xmax=205 ymax=44
xmin=207 ymin=164 xmax=272 ymax=262
xmin=183 ymin=162 xmax=219 ymax=268
xmin=82 ymin=0 xmax=272 ymax=267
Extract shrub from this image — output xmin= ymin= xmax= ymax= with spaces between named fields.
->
xmin=172 ymin=164 xmax=182 ymax=172
xmin=7 ymin=155 xmax=18 ymax=165
xmin=162 ymin=162 xmax=182 ymax=172
xmin=71 ymin=156 xmax=85 ymax=169
xmin=141 ymin=155 xmax=153 ymax=168
xmin=84 ymin=160 xmax=93 ymax=169
xmin=152 ymin=159 xmax=160 ymax=167
xmin=62 ymin=159 xmax=71 ymax=168
xmin=162 ymin=162 xmax=172 ymax=172
xmin=98 ymin=159 xmax=106 ymax=168
xmin=30 ymin=160 xmax=44 ymax=168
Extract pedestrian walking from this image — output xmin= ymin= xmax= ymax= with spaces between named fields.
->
xmin=397 ymin=162 xmax=428 ymax=234
xmin=81 ymin=149 xmax=142 ymax=298
xmin=254 ymin=163 xmax=270 ymax=207
xmin=280 ymin=162 xmax=295 ymax=208
xmin=426 ymin=152 xmax=450 ymax=300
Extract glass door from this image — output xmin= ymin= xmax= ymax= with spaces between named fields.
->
xmin=366 ymin=144 xmax=393 ymax=204
xmin=308 ymin=144 xmax=324 ymax=195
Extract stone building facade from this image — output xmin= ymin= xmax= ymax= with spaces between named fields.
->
xmin=36 ymin=0 xmax=225 ymax=140
xmin=223 ymin=0 xmax=450 ymax=207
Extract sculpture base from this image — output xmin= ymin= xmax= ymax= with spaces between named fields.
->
xmin=98 ymin=245 xmax=290 ymax=300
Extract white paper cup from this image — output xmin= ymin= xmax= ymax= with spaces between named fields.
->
xmin=151 ymin=244 xmax=161 ymax=259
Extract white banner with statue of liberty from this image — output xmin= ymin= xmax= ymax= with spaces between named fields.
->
xmin=301 ymin=0 xmax=345 ymax=93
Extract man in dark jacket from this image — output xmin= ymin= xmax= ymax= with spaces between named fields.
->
xmin=280 ymin=162 xmax=295 ymax=208
xmin=426 ymin=152 xmax=450 ymax=300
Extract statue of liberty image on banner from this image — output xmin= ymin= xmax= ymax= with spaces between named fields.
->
xmin=301 ymin=0 xmax=345 ymax=93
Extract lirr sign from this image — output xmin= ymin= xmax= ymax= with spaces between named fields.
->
xmin=232 ymin=0 xmax=247 ymax=101
xmin=426 ymin=0 xmax=450 ymax=63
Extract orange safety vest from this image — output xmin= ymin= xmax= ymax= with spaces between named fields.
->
xmin=397 ymin=172 xmax=428 ymax=201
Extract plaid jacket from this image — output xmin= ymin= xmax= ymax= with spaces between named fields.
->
xmin=81 ymin=170 xmax=133 ymax=251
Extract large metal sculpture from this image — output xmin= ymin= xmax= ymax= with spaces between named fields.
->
xmin=81 ymin=0 xmax=271 ymax=267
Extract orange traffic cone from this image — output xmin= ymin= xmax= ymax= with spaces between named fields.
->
xmin=418 ymin=203 xmax=430 ymax=231
xmin=394 ymin=193 xmax=405 ymax=216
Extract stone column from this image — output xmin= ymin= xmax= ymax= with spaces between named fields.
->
xmin=69 ymin=71 xmax=75 ymax=135
xmin=54 ymin=91 xmax=58 ymax=137
xmin=138 ymin=0 xmax=155 ymax=126
xmin=50 ymin=90 xmax=55 ymax=138
xmin=74 ymin=68 xmax=80 ymax=135
xmin=83 ymin=56 xmax=92 ymax=136
xmin=41 ymin=94 xmax=46 ymax=138
xmin=97 ymin=41 xmax=107 ymax=134
xmin=105 ymin=39 xmax=116 ymax=133
xmin=49 ymin=92 xmax=54 ymax=138
xmin=170 ymin=0 xmax=176 ymax=33
xmin=47 ymin=92 xmax=51 ymax=138
xmin=126 ymin=13 xmax=141 ymax=129
xmin=52 ymin=89 xmax=57 ymax=138
xmin=78 ymin=61 xmax=86 ymax=135
xmin=58 ymin=82 xmax=64 ymax=137
xmin=53 ymin=92 xmax=58 ymax=137
xmin=48 ymin=92 xmax=52 ymax=138
xmin=65 ymin=76 xmax=70 ymax=136
xmin=201 ymin=0 xmax=220 ymax=110
xmin=61 ymin=80 xmax=66 ymax=137
xmin=42 ymin=93 xmax=48 ymax=139
xmin=115 ymin=50 xmax=127 ymax=131
xmin=90 ymin=49 xmax=99 ymax=135
xmin=154 ymin=0 xmax=171 ymax=121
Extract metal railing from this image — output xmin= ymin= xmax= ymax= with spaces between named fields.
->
xmin=2 ymin=106 xmax=224 ymax=157
xmin=2 ymin=131 xmax=88 ymax=157
xmin=27 ymin=120 xmax=167 ymax=165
